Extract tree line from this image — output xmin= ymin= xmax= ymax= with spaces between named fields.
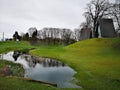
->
xmin=13 ymin=27 xmax=81 ymax=45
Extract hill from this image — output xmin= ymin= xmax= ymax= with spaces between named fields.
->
xmin=31 ymin=38 xmax=120 ymax=90
xmin=0 ymin=38 xmax=120 ymax=90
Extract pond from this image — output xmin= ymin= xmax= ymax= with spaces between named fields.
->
xmin=0 ymin=51 xmax=80 ymax=88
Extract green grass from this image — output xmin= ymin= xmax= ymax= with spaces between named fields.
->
xmin=0 ymin=60 xmax=60 ymax=90
xmin=30 ymin=38 xmax=120 ymax=90
xmin=0 ymin=38 xmax=120 ymax=90
xmin=0 ymin=41 xmax=33 ymax=53
xmin=0 ymin=41 xmax=61 ymax=90
xmin=0 ymin=76 xmax=60 ymax=90
xmin=0 ymin=60 xmax=24 ymax=77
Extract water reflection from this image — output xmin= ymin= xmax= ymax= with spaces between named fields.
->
xmin=0 ymin=54 xmax=3 ymax=59
xmin=12 ymin=51 xmax=21 ymax=61
xmin=0 ymin=51 xmax=80 ymax=88
xmin=12 ymin=51 xmax=66 ymax=68
xmin=28 ymin=57 xmax=66 ymax=68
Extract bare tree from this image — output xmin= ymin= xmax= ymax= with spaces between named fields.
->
xmin=74 ymin=29 xmax=81 ymax=41
xmin=47 ymin=28 xmax=53 ymax=44
xmin=85 ymin=0 xmax=110 ymax=37
xmin=52 ymin=28 xmax=60 ymax=44
xmin=42 ymin=28 xmax=47 ymax=44
xmin=32 ymin=30 xmax=38 ymax=40
xmin=61 ymin=29 xmax=73 ymax=45
xmin=22 ymin=33 xmax=29 ymax=41
xmin=108 ymin=2 xmax=120 ymax=32
xmin=82 ymin=12 xmax=92 ymax=28
xmin=28 ymin=27 xmax=37 ymax=37
xmin=37 ymin=30 xmax=43 ymax=39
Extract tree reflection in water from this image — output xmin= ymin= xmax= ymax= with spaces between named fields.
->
xmin=25 ymin=56 xmax=66 ymax=68
xmin=12 ymin=51 xmax=21 ymax=61
xmin=12 ymin=51 xmax=66 ymax=68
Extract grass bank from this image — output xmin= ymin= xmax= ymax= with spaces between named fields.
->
xmin=0 ymin=41 xmax=33 ymax=53
xmin=0 ymin=59 xmax=61 ymax=90
xmin=0 ymin=76 xmax=60 ymax=90
xmin=0 ymin=60 xmax=24 ymax=77
xmin=0 ymin=39 xmax=120 ymax=90
xmin=30 ymin=38 xmax=120 ymax=90
xmin=0 ymin=41 xmax=61 ymax=90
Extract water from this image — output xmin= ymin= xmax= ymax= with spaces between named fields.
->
xmin=0 ymin=51 xmax=80 ymax=88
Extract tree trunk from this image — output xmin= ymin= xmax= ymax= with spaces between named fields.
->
xmin=95 ymin=23 xmax=99 ymax=38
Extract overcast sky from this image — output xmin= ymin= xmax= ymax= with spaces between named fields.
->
xmin=0 ymin=0 xmax=115 ymax=39
xmin=0 ymin=0 xmax=92 ymax=39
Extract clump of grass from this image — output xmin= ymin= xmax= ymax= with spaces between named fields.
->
xmin=0 ymin=60 xmax=24 ymax=77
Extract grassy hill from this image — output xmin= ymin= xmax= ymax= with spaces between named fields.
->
xmin=0 ymin=38 xmax=120 ymax=90
xmin=0 ymin=41 xmax=33 ymax=53
xmin=65 ymin=38 xmax=120 ymax=81
xmin=30 ymin=38 xmax=120 ymax=90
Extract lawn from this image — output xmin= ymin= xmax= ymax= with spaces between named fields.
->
xmin=30 ymin=38 xmax=120 ymax=90
xmin=0 ymin=38 xmax=120 ymax=90
xmin=0 ymin=41 xmax=33 ymax=53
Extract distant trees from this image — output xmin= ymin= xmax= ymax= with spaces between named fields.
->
xmin=74 ymin=29 xmax=81 ymax=41
xmin=28 ymin=27 xmax=37 ymax=37
xmin=12 ymin=26 xmax=93 ymax=45
xmin=13 ymin=31 xmax=21 ymax=41
xmin=37 ymin=28 xmax=76 ymax=45
xmin=20 ymin=27 xmax=76 ymax=45
xmin=31 ymin=30 xmax=38 ymax=41
xmin=22 ymin=33 xmax=29 ymax=41
xmin=12 ymin=27 xmax=76 ymax=45
xmin=26 ymin=27 xmax=38 ymax=44
xmin=61 ymin=29 xmax=74 ymax=45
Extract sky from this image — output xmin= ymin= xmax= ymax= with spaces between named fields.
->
xmin=0 ymin=0 xmax=115 ymax=39
xmin=0 ymin=0 xmax=91 ymax=39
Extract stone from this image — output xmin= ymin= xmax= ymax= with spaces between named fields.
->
xmin=98 ymin=19 xmax=116 ymax=38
